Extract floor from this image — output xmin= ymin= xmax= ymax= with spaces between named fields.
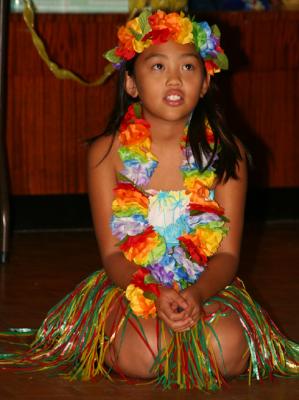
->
xmin=0 ymin=221 xmax=298 ymax=399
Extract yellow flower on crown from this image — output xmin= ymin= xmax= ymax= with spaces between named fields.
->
xmin=128 ymin=18 xmax=152 ymax=53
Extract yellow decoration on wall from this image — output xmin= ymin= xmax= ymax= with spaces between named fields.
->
xmin=129 ymin=0 xmax=187 ymax=12
xmin=23 ymin=0 xmax=115 ymax=86
xmin=128 ymin=0 xmax=147 ymax=11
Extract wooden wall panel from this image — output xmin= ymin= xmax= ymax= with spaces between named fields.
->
xmin=7 ymin=14 xmax=126 ymax=195
xmin=217 ymin=11 xmax=299 ymax=187
xmin=6 ymin=12 xmax=299 ymax=194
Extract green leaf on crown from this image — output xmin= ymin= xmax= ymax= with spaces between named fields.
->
xmin=139 ymin=9 xmax=152 ymax=36
xmin=129 ymin=27 xmax=143 ymax=41
xmin=212 ymin=25 xmax=221 ymax=38
xmin=104 ymin=49 xmax=121 ymax=64
xmin=216 ymin=53 xmax=229 ymax=70
xmin=192 ymin=22 xmax=207 ymax=50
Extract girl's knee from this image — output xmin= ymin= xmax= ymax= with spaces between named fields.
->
xmin=222 ymin=342 xmax=249 ymax=378
xmin=104 ymin=317 xmax=161 ymax=379
xmin=209 ymin=313 xmax=249 ymax=377
xmin=105 ymin=342 xmax=156 ymax=379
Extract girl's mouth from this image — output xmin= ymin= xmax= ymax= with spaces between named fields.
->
xmin=167 ymin=95 xmax=181 ymax=101
xmin=164 ymin=93 xmax=184 ymax=106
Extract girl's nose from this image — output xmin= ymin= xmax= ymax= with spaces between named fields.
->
xmin=166 ymin=69 xmax=182 ymax=86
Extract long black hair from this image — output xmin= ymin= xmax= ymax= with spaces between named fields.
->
xmin=90 ymin=56 xmax=242 ymax=183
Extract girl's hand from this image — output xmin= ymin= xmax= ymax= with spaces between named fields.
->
xmin=156 ymin=287 xmax=194 ymax=332
xmin=177 ymin=285 xmax=204 ymax=331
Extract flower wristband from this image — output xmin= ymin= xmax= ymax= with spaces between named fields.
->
xmin=125 ymin=268 xmax=161 ymax=319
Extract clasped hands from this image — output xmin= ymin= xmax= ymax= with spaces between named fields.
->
xmin=155 ymin=285 xmax=204 ymax=332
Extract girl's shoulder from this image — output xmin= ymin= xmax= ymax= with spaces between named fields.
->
xmin=87 ymin=133 xmax=121 ymax=192
xmin=87 ymin=133 xmax=119 ymax=170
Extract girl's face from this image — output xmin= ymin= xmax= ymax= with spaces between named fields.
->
xmin=125 ymin=40 xmax=210 ymax=128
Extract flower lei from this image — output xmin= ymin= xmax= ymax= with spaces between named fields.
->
xmin=104 ymin=9 xmax=228 ymax=76
xmin=112 ymin=103 xmax=228 ymax=318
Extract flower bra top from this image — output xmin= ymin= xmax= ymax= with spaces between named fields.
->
xmin=111 ymin=103 xmax=228 ymax=289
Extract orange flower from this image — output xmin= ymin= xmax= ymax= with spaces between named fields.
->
xmin=189 ymin=192 xmax=218 ymax=206
xmin=148 ymin=10 xmax=169 ymax=31
xmin=189 ymin=193 xmax=223 ymax=215
xmin=185 ymin=173 xmax=217 ymax=192
xmin=125 ymin=284 xmax=157 ymax=318
xmin=148 ymin=11 xmax=192 ymax=44
xmin=117 ymin=26 xmax=135 ymax=53
xmin=165 ymin=12 xmax=191 ymax=43
xmin=186 ymin=181 xmax=210 ymax=201
xmin=119 ymin=123 xmax=150 ymax=146
xmin=113 ymin=184 xmax=149 ymax=215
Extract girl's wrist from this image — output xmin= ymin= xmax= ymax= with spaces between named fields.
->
xmin=185 ymin=284 xmax=205 ymax=305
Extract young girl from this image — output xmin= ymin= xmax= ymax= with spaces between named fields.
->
xmin=1 ymin=9 xmax=298 ymax=391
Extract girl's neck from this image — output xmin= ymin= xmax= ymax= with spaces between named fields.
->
xmin=142 ymin=111 xmax=188 ymax=145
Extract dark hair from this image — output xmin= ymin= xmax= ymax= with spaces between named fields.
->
xmin=101 ymin=59 xmax=136 ymax=137
xmin=90 ymin=57 xmax=242 ymax=183
xmin=188 ymin=81 xmax=242 ymax=182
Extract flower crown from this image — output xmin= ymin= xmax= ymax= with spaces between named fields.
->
xmin=104 ymin=9 xmax=229 ymax=76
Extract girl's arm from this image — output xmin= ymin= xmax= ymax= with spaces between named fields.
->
xmin=180 ymin=142 xmax=248 ymax=323
xmin=87 ymin=136 xmax=139 ymax=289
xmin=194 ymin=142 xmax=247 ymax=300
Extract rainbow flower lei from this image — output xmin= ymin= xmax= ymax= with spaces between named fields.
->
xmin=104 ymin=9 xmax=228 ymax=76
xmin=111 ymin=103 xmax=228 ymax=317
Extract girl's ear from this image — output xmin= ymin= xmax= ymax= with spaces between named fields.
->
xmin=124 ymin=72 xmax=139 ymax=98
xmin=200 ymin=73 xmax=211 ymax=98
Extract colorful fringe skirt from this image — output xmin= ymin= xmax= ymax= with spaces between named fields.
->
xmin=0 ymin=270 xmax=298 ymax=391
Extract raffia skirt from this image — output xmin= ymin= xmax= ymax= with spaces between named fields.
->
xmin=0 ymin=270 xmax=298 ymax=391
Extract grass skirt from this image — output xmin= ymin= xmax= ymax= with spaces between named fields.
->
xmin=0 ymin=270 xmax=298 ymax=391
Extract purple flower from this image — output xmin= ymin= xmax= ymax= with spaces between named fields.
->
xmin=112 ymin=61 xmax=125 ymax=70
xmin=123 ymin=160 xmax=158 ymax=186
xmin=148 ymin=263 xmax=174 ymax=287
xmin=189 ymin=213 xmax=221 ymax=228
xmin=173 ymin=247 xmax=204 ymax=281
xmin=111 ymin=215 xmax=148 ymax=240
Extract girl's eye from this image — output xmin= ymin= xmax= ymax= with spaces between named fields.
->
xmin=183 ymin=64 xmax=195 ymax=71
xmin=152 ymin=63 xmax=164 ymax=71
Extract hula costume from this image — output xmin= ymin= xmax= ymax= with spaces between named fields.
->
xmin=0 ymin=103 xmax=298 ymax=391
